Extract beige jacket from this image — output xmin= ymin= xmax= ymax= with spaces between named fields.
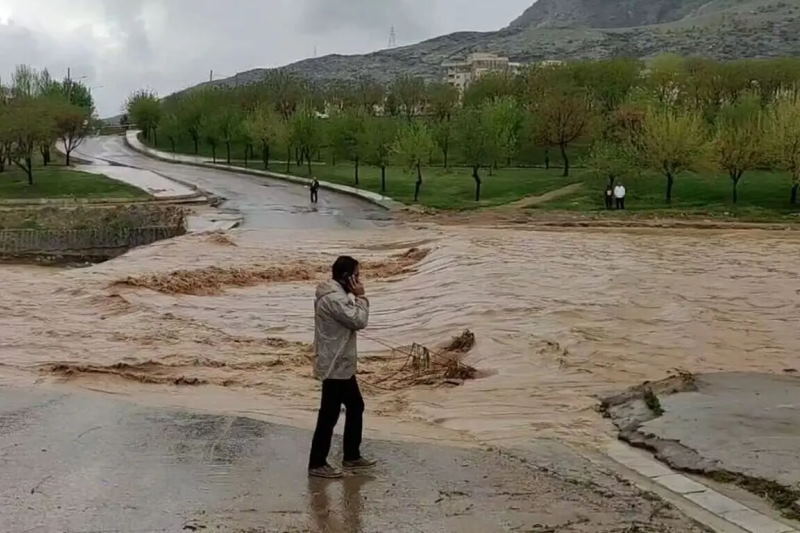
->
xmin=314 ymin=280 xmax=369 ymax=381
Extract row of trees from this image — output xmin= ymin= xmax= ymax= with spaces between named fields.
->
xmin=0 ymin=66 xmax=95 ymax=184
xmin=127 ymin=56 xmax=800 ymax=204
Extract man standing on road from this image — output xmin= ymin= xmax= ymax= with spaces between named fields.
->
xmin=308 ymin=256 xmax=376 ymax=479
xmin=310 ymin=178 xmax=320 ymax=204
xmin=614 ymin=182 xmax=627 ymax=210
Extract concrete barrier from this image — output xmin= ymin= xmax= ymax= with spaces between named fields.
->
xmin=125 ymin=131 xmax=400 ymax=211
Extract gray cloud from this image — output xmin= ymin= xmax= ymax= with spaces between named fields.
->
xmin=0 ymin=0 xmax=533 ymax=116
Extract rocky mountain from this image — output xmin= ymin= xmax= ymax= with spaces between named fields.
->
xmin=199 ymin=0 xmax=800 ymax=90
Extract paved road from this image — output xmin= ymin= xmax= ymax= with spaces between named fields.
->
xmin=0 ymin=387 xmax=705 ymax=533
xmin=75 ymin=136 xmax=391 ymax=230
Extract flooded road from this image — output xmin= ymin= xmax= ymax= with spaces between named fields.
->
xmin=75 ymin=136 xmax=391 ymax=230
xmin=1 ymin=224 xmax=798 ymax=449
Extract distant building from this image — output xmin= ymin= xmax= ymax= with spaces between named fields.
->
xmin=443 ymin=53 xmax=524 ymax=92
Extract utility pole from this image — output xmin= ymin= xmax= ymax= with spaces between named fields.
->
xmin=389 ymin=26 xmax=397 ymax=48
xmin=209 ymin=70 xmax=213 ymax=82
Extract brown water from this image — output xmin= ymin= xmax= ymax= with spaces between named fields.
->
xmin=1 ymin=225 xmax=798 ymax=448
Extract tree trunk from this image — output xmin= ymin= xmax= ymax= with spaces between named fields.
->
xmin=560 ymin=143 xmax=569 ymax=177
xmin=212 ymin=145 xmax=217 ymax=164
xmin=286 ymin=147 xmax=291 ymax=173
xmin=26 ymin=157 xmax=33 ymax=185
xmin=153 ymin=129 xmax=158 ymax=147
xmin=666 ymin=173 xmax=674 ymax=204
xmin=307 ymin=150 xmax=313 ymax=177
xmin=354 ymin=157 xmax=360 ymax=185
xmin=473 ymin=166 xmax=482 ymax=202
xmin=244 ymin=145 xmax=249 ymax=168
xmin=170 ymin=139 xmax=176 ymax=154
xmin=381 ymin=166 xmax=387 ymax=193
xmin=65 ymin=150 xmax=71 ymax=167
xmin=443 ymin=148 xmax=448 ymax=169
xmin=263 ymin=143 xmax=270 ymax=170
xmin=414 ymin=163 xmax=423 ymax=202
xmin=226 ymin=142 xmax=231 ymax=165
xmin=731 ymin=171 xmax=742 ymax=204
xmin=791 ymin=183 xmax=799 ymax=205
xmin=545 ymin=149 xmax=550 ymax=170
xmin=193 ymin=136 xmax=199 ymax=155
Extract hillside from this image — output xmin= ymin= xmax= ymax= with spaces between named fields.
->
xmin=199 ymin=0 xmax=800 ymax=89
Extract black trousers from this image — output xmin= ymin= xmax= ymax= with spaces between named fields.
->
xmin=308 ymin=376 xmax=364 ymax=469
xmin=616 ymin=198 xmax=625 ymax=210
xmin=310 ymin=190 xmax=318 ymax=203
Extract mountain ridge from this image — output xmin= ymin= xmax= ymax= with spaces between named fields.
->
xmin=196 ymin=0 xmax=800 ymax=91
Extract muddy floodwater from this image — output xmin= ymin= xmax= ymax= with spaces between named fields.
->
xmin=1 ymin=224 xmax=798 ymax=449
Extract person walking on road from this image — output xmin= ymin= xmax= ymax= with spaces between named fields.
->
xmin=614 ymin=182 xmax=627 ymax=210
xmin=310 ymin=178 xmax=320 ymax=204
xmin=308 ymin=256 xmax=376 ymax=479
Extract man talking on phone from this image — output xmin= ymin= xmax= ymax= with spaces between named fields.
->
xmin=308 ymin=256 xmax=376 ymax=478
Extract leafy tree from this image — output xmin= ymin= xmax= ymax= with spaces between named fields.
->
xmin=159 ymin=112 xmax=182 ymax=154
xmin=362 ymin=116 xmax=397 ymax=193
xmin=200 ymin=112 xmax=223 ymax=163
xmin=217 ymin=108 xmax=242 ymax=165
xmin=329 ymin=109 xmax=366 ymax=184
xmin=569 ymin=58 xmax=643 ymax=113
xmin=54 ymin=101 xmax=91 ymax=166
xmin=463 ymin=72 xmax=518 ymax=108
xmin=291 ymin=103 xmax=323 ymax=176
xmin=175 ymin=90 xmax=206 ymax=154
xmin=586 ymin=140 xmax=637 ymax=193
xmin=636 ymin=107 xmax=712 ymax=203
xmin=535 ymin=88 xmax=596 ymax=177
xmin=483 ymin=96 xmax=522 ymax=168
xmin=455 ymin=107 xmax=494 ymax=201
xmin=390 ymin=76 xmax=427 ymax=120
xmin=427 ymin=82 xmax=460 ymax=121
xmin=0 ymin=99 xmax=55 ymax=184
xmin=714 ymin=94 xmax=766 ymax=203
xmin=432 ymin=119 xmax=454 ymax=170
xmin=767 ymin=95 xmax=800 ymax=204
xmin=242 ymin=104 xmax=284 ymax=170
xmin=393 ymin=121 xmax=435 ymax=202
xmin=126 ymin=89 xmax=161 ymax=142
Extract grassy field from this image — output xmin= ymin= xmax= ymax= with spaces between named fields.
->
xmin=0 ymin=164 xmax=148 ymax=200
xmin=142 ymin=136 xmax=800 ymax=219
xmin=545 ymin=169 xmax=800 ymax=221
xmin=283 ymin=162 xmax=573 ymax=210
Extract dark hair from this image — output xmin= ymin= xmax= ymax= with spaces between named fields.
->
xmin=332 ymin=256 xmax=359 ymax=283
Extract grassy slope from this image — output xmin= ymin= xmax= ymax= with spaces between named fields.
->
xmin=0 ymin=163 xmax=148 ymax=200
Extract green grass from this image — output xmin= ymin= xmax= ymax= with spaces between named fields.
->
xmin=281 ymin=162 xmax=573 ymax=210
xmin=0 ymin=164 xmax=148 ymax=200
xmin=544 ymin=169 xmax=800 ymax=221
xmin=143 ymin=135 xmax=800 ymax=220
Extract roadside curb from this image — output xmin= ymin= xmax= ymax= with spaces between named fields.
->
xmin=604 ymin=441 xmax=798 ymax=533
xmin=0 ymin=195 xmax=207 ymax=207
xmin=124 ymin=131 xmax=400 ymax=212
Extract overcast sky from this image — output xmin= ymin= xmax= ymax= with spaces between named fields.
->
xmin=0 ymin=0 xmax=532 ymax=116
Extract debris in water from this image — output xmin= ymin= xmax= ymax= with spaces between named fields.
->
xmin=206 ymin=231 xmax=237 ymax=247
xmin=113 ymin=263 xmax=326 ymax=295
xmin=444 ymin=330 xmax=475 ymax=353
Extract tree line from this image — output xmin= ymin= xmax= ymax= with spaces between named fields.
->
xmin=0 ymin=66 xmax=96 ymax=184
xmin=127 ymin=55 xmax=800 ymax=205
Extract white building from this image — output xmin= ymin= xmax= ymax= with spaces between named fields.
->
xmin=443 ymin=53 xmax=524 ymax=92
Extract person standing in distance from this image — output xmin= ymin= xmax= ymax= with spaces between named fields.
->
xmin=308 ymin=256 xmax=376 ymax=478
xmin=310 ymin=178 xmax=320 ymax=204
xmin=614 ymin=182 xmax=627 ymax=210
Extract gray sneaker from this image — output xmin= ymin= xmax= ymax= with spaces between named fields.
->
xmin=342 ymin=457 xmax=377 ymax=470
xmin=309 ymin=464 xmax=344 ymax=479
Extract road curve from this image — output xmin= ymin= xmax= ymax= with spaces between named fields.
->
xmin=75 ymin=136 xmax=392 ymax=230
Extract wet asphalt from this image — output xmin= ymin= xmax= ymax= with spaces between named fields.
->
xmin=74 ymin=136 xmax=392 ymax=231
xmin=0 ymin=386 xmax=705 ymax=533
